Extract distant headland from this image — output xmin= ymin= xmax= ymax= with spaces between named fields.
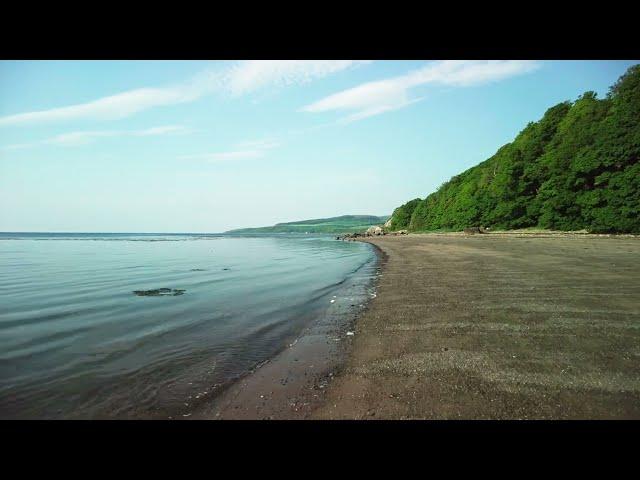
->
xmin=225 ymin=215 xmax=390 ymax=235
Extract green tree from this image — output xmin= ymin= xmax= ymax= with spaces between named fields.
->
xmin=389 ymin=65 xmax=640 ymax=234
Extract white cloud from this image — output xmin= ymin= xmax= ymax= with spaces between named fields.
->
xmin=1 ymin=143 xmax=34 ymax=151
xmin=342 ymin=97 xmax=426 ymax=123
xmin=203 ymin=150 xmax=264 ymax=161
xmin=48 ymin=130 xmax=118 ymax=146
xmin=2 ymin=124 xmax=191 ymax=149
xmin=302 ymin=60 xmax=541 ymax=121
xmin=225 ymin=60 xmax=371 ymax=96
xmin=181 ymin=139 xmax=280 ymax=163
xmin=235 ymin=139 xmax=280 ymax=150
xmin=134 ymin=125 xmax=192 ymax=136
xmin=0 ymin=85 xmax=209 ymax=128
xmin=0 ymin=61 xmax=370 ymax=128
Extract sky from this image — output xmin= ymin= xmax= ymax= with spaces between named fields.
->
xmin=0 ymin=60 xmax=637 ymax=233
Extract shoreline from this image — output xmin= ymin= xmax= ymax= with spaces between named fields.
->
xmin=312 ymin=233 xmax=640 ymax=419
xmin=190 ymin=242 xmax=383 ymax=420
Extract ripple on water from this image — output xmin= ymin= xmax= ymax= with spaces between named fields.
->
xmin=0 ymin=234 xmax=376 ymax=419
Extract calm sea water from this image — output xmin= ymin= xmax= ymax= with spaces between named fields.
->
xmin=0 ymin=232 xmax=376 ymax=419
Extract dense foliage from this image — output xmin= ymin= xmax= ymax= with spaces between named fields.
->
xmin=390 ymin=65 xmax=640 ymax=234
xmin=389 ymin=198 xmax=421 ymax=231
xmin=227 ymin=215 xmax=390 ymax=234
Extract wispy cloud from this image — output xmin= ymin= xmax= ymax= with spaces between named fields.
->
xmin=0 ymin=61 xmax=370 ymax=128
xmin=302 ymin=60 xmax=541 ymax=122
xmin=224 ymin=60 xmax=371 ymax=96
xmin=48 ymin=130 xmax=119 ymax=146
xmin=132 ymin=125 xmax=192 ymax=137
xmin=0 ymin=85 xmax=209 ymax=128
xmin=180 ymin=139 xmax=280 ymax=163
xmin=343 ymin=97 xmax=426 ymax=123
xmin=1 ymin=143 xmax=35 ymax=151
xmin=2 ymin=124 xmax=191 ymax=149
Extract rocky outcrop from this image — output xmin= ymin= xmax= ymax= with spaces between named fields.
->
xmin=337 ymin=226 xmax=410 ymax=241
xmin=463 ymin=226 xmax=490 ymax=234
xmin=337 ymin=232 xmax=364 ymax=241
xmin=366 ymin=225 xmax=384 ymax=236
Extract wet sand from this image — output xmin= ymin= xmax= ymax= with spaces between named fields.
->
xmin=192 ymin=251 xmax=381 ymax=420
xmin=313 ymin=233 xmax=640 ymax=419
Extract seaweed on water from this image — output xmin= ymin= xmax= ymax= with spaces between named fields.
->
xmin=133 ymin=288 xmax=186 ymax=297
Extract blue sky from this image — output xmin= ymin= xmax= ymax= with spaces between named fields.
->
xmin=0 ymin=60 xmax=636 ymax=232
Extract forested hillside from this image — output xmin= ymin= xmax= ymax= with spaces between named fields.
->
xmin=226 ymin=215 xmax=390 ymax=234
xmin=389 ymin=65 xmax=640 ymax=233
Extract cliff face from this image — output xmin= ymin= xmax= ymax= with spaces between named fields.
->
xmin=390 ymin=65 xmax=640 ymax=234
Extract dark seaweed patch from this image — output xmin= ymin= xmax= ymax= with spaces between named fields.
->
xmin=133 ymin=288 xmax=186 ymax=297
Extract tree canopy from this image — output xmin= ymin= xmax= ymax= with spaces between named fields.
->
xmin=390 ymin=65 xmax=640 ymax=234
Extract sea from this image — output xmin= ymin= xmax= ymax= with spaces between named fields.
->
xmin=0 ymin=232 xmax=377 ymax=419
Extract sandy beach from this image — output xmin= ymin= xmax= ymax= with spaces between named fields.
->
xmin=312 ymin=233 xmax=640 ymax=419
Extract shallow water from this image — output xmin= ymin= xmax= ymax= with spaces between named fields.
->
xmin=0 ymin=232 xmax=375 ymax=419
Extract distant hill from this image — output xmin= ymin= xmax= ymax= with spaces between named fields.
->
xmin=389 ymin=64 xmax=640 ymax=234
xmin=226 ymin=215 xmax=390 ymax=234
